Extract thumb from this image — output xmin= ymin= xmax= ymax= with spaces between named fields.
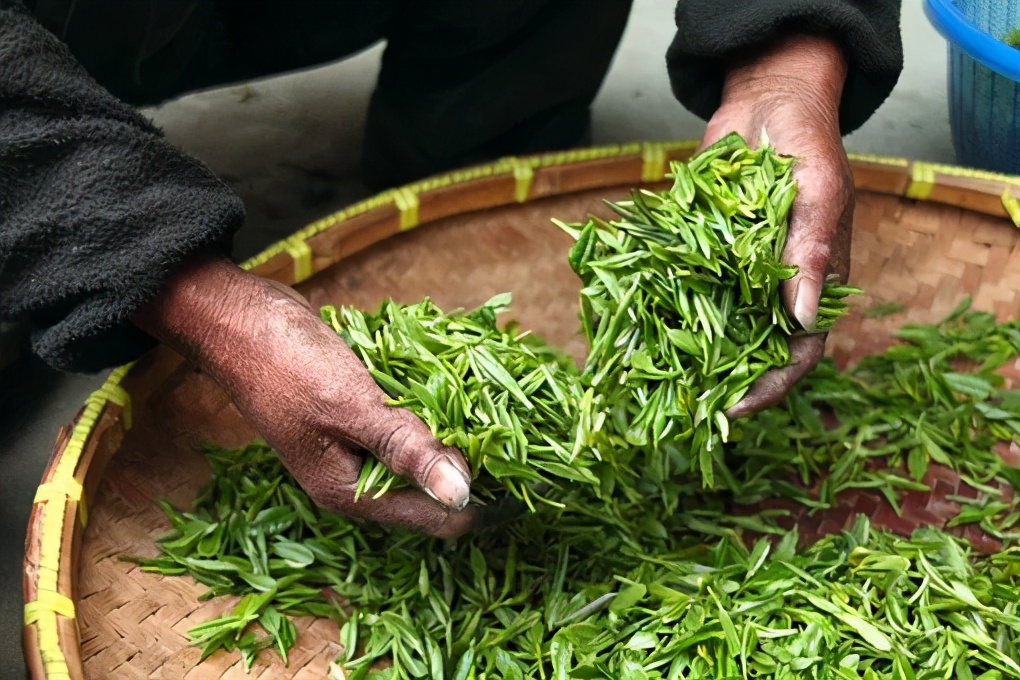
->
xmin=781 ymin=171 xmax=850 ymax=331
xmin=346 ymin=401 xmax=473 ymax=511
xmin=782 ymin=243 xmax=827 ymax=332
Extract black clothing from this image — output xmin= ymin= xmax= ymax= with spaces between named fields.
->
xmin=0 ymin=0 xmax=245 ymax=372
xmin=667 ymin=0 xmax=904 ymax=136
xmin=0 ymin=0 xmax=903 ymax=373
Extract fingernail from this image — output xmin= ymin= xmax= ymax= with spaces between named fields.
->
xmin=793 ymin=279 xmax=822 ymax=332
xmin=425 ymin=457 xmax=471 ymax=510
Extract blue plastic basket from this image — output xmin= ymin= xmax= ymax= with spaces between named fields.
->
xmin=925 ymin=0 xmax=1020 ymax=173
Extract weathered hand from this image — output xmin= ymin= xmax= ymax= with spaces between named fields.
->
xmin=134 ymin=257 xmax=480 ymax=538
xmin=700 ymin=33 xmax=854 ymax=417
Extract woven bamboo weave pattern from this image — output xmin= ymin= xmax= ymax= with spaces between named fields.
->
xmin=22 ymin=142 xmax=1020 ymax=679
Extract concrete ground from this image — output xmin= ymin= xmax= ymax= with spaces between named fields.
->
xmin=0 ymin=2 xmax=956 ymax=676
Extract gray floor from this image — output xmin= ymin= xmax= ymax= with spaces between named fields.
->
xmin=0 ymin=2 xmax=957 ymax=676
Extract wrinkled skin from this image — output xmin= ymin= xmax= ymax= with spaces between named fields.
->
xmin=134 ymin=257 xmax=481 ymax=538
xmin=700 ymin=33 xmax=855 ymax=417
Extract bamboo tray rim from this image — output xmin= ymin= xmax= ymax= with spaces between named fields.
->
xmin=20 ymin=139 xmax=1020 ymax=680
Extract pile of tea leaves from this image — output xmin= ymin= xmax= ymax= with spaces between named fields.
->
xmin=557 ymin=133 xmax=856 ymax=500
xmin=319 ymin=296 xmax=595 ymax=510
xmin=136 ymin=135 xmax=1020 ymax=678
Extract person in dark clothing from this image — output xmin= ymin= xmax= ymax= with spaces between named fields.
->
xmin=0 ymin=1 xmax=903 ymax=537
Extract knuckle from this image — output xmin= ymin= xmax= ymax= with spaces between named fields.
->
xmin=314 ymin=377 xmax=379 ymax=419
xmin=367 ymin=408 xmax=442 ymax=479
xmin=304 ymin=479 xmax=352 ymax=514
xmin=788 ymin=237 xmax=832 ymax=275
xmin=284 ymin=440 xmax=360 ymax=513
xmin=807 ymin=239 xmax=832 ymax=265
xmin=376 ymin=419 xmax=418 ymax=469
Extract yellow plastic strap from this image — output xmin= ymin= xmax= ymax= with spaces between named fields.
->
xmin=34 ymin=480 xmax=87 ymax=528
xmin=24 ymin=591 xmax=76 ymax=624
xmin=641 ymin=143 xmax=667 ymax=182
xmin=508 ymin=158 xmax=535 ymax=203
xmin=33 ymin=613 xmax=71 ymax=678
xmin=1002 ymin=188 xmax=1020 ymax=228
xmin=110 ymin=362 xmax=135 ymax=380
xmin=36 ymin=405 xmax=101 ymax=592
xmin=283 ymin=237 xmax=313 ymax=283
xmin=34 ymin=480 xmax=81 ymax=504
xmin=36 ymin=511 xmax=63 ymax=594
xmin=86 ymin=381 xmax=132 ymax=431
xmin=846 ymin=153 xmax=909 ymax=167
xmin=906 ymin=162 xmax=936 ymax=200
xmin=26 ymin=365 xmax=136 ymax=680
xmin=393 ymin=187 xmax=420 ymax=230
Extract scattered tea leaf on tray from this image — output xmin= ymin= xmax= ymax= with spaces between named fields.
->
xmin=138 ymin=297 xmax=1020 ymax=679
xmin=863 ymin=301 xmax=905 ymax=318
xmin=141 ymin=443 xmax=1020 ymax=679
xmin=556 ymin=132 xmax=859 ymax=501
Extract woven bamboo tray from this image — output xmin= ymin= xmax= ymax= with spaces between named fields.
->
xmin=22 ymin=142 xmax=1020 ymax=679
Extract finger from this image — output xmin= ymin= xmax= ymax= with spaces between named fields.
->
xmin=781 ymin=192 xmax=835 ymax=331
xmin=780 ymin=160 xmax=853 ymax=332
xmin=313 ymin=333 xmax=473 ymax=511
xmin=297 ymin=441 xmax=525 ymax=537
xmin=726 ymin=334 xmax=825 ymax=418
xmin=295 ymin=440 xmax=479 ymax=538
xmin=344 ymin=400 xmax=473 ymax=512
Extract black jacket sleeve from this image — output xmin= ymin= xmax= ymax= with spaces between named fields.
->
xmin=0 ymin=0 xmax=245 ymax=373
xmin=666 ymin=0 xmax=904 ymax=135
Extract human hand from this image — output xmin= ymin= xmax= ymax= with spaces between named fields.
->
xmin=700 ymin=32 xmax=854 ymax=417
xmin=133 ymin=257 xmax=480 ymax=538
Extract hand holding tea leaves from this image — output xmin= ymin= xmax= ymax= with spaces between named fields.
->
xmin=558 ymin=133 xmax=856 ymax=494
xmin=703 ymin=32 xmax=854 ymax=416
xmin=132 ymin=256 xmax=479 ymax=538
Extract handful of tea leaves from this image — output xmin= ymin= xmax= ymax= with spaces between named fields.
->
xmin=557 ymin=133 xmax=857 ymax=498
xmin=320 ymin=295 xmax=597 ymax=510
xmin=328 ymin=134 xmax=860 ymax=512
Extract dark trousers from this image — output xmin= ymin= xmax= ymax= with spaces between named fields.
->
xmin=27 ymin=0 xmax=634 ymax=191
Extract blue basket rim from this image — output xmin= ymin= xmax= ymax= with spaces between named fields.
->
xmin=924 ymin=0 xmax=1020 ymax=81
